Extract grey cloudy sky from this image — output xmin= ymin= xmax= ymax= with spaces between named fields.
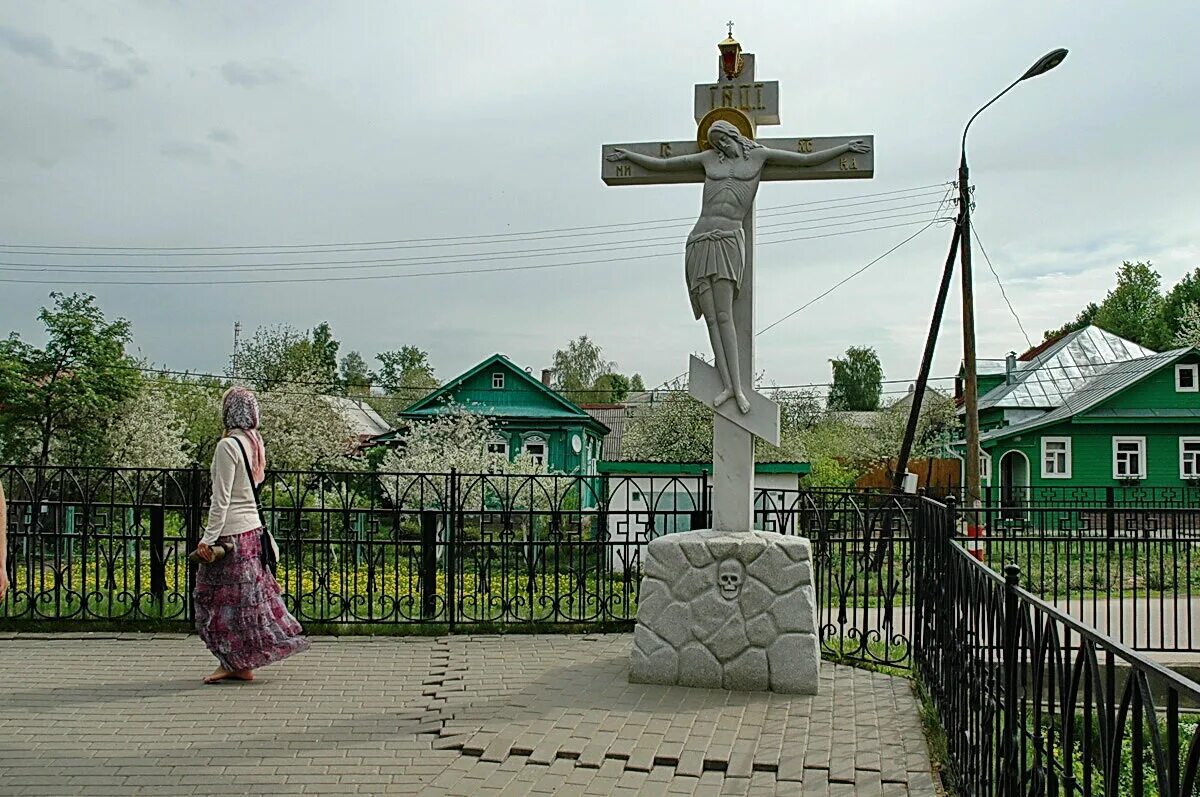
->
xmin=2 ymin=1 xmax=1198 ymax=397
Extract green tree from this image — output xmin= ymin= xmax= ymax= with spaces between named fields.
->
xmin=340 ymin=351 xmax=373 ymax=397
xmin=375 ymin=346 xmax=438 ymax=394
xmin=592 ymin=372 xmax=631 ymax=403
xmin=309 ymin=322 xmax=341 ymax=387
xmin=0 ymin=293 xmax=138 ymax=465
xmin=157 ymin=372 xmax=226 ymax=466
xmin=231 ymin=324 xmax=321 ymax=391
xmin=630 ymin=373 xmax=646 ymax=392
xmin=551 ymin=335 xmax=615 ymax=402
xmin=1092 ymin=261 xmax=1164 ymax=348
xmin=1044 ymin=302 xmax=1099 ymax=342
xmin=1156 ymin=267 xmax=1200 ymax=349
xmin=827 ymin=346 xmax=883 ymax=411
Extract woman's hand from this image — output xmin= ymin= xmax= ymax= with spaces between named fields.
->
xmin=196 ymin=543 xmax=216 ymax=563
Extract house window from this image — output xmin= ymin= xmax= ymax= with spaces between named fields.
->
xmin=523 ymin=438 xmax=546 ymax=467
xmin=492 ymin=373 xmax=505 ymax=389
xmin=1177 ymin=365 xmax=1199 ymax=392
xmin=979 ymin=451 xmax=991 ymax=483
xmin=486 ymin=439 xmax=509 ymax=458
xmin=1181 ymin=438 xmax=1200 ymax=478
xmin=1113 ymin=436 xmax=1147 ymax=480
xmin=1041 ymin=437 xmax=1072 ymax=479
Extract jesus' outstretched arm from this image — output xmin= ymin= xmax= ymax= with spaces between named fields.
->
xmin=762 ymin=139 xmax=870 ymax=167
xmin=606 ymin=148 xmax=705 ymax=172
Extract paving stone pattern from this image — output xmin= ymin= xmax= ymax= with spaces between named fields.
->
xmin=0 ymin=633 xmax=939 ymax=795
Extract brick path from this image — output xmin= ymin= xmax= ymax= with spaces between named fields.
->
xmin=0 ymin=633 xmax=938 ymax=795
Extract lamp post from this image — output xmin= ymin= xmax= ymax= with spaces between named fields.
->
xmin=960 ymin=48 xmax=1067 ymax=515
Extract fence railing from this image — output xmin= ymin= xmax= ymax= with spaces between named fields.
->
xmin=956 ymin=497 xmax=1200 ymax=654
xmin=916 ymin=496 xmax=1200 ymax=796
xmin=956 ymin=485 xmax=1200 ymax=511
xmin=0 ymin=465 xmax=918 ymax=668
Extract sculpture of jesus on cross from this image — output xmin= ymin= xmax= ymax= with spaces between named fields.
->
xmin=607 ymin=124 xmax=869 ymax=415
xmin=601 ymin=33 xmax=875 ymax=534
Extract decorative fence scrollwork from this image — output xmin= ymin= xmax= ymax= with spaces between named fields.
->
xmin=1 ymin=465 xmax=917 ymax=669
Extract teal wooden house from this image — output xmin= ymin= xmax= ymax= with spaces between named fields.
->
xmin=960 ymin=326 xmax=1200 ymax=498
xmin=386 ymin=354 xmax=609 ymax=476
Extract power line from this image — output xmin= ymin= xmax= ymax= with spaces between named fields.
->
xmin=758 ymin=188 xmax=955 ymax=333
xmin=0 ymin=183 xmax=951 ymax=254
xmin=0 ymin=203 xmax=945 ymax=274
xmin=0 ymin=220 xmax=936 ymax=286
xmin=972 ymin=224 xmax=1033 ymax=350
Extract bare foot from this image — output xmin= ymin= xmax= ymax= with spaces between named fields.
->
xmin=203 ymin=668 xmax=254 ymax=684
xmin=713 ymin=389 xmax=733 ymax=408
xmin=203 ymin=668 xmax=233 ymax=684
xmin=735 ymin=392 xmax=751 ymax=414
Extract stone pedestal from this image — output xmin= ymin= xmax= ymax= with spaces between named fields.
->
xmin=629 ymin=529 xmax=820 ymax=694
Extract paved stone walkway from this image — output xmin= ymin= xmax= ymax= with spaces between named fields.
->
xmin=0 ymin=633 xmax=938 ymax=795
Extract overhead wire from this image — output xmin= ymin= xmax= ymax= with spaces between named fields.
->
xmin=0 ymin=202 xmax=947 ymax=274
xmin=972 ymin=224 xmax=1033 ymax=350
xmin=0 ymin=220 xmax=939 ymax=286
xmin=0 ymin=183 xmax=951 ymax=254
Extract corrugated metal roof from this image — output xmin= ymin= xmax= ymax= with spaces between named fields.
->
xmin=582 ymin=405 xmax=631 ymax=460
xmin=978 ymin=327 xmax=1156 ymax=410
xmin=322 ymin=396 xmax=394 ymax=439
xmin=981 ymin=347 xmax=1191 ymax=442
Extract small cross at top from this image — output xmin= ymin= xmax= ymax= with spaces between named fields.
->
xmin=726 ymin=20 xmax=734 ymax=38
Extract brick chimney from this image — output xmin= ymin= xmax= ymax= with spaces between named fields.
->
xmin=541 ymin=368 xmax=553 ymax=387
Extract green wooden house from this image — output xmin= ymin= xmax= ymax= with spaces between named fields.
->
xmin=961 ymin=326 xmax=1200 ymax=497
xmin=381 ymin=354 xmax=609 ymax=476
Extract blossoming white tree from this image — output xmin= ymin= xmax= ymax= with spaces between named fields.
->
xmin=106 ymin=382 xmax=191 ymax=469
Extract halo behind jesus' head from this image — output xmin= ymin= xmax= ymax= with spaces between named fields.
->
xmin=705 ymin=119 xmax=762 ymax=161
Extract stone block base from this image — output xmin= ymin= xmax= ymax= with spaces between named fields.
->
xmin=629 ymin=528 xmax=819 ymax=694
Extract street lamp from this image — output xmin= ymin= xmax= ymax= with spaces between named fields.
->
xmin=959 ymin=48 xmax=1068 ymax=514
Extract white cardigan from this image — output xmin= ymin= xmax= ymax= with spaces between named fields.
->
xmin=201 ymin=434 xmax=263 ymax=545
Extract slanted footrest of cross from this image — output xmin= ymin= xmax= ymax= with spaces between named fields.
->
xmin=688 ymin=355 xmax=780 ymax=446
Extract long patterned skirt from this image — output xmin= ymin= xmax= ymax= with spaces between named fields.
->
xmin=194 ymin=528 xmax=310 ymax=672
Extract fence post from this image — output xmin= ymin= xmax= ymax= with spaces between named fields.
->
xmin=1001 ymin=563 xmax=1022 ymax=796
xmin=420 ymin=510 xmax=438 ymax=621
xmin=186 ymin=465 xmax=202 ymax=621
xmin=1106 ymin=486 xmax=1116 ymax=552
xmin=446 ymin=469 xmax=457 ymax=632
xmin=149 ymin=506 xmax=166 ymax=608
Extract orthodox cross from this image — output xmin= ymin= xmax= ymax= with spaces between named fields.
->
xmin=601 ymin=37 xmax=874 ymax=532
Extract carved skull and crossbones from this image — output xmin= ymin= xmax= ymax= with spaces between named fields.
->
xmin=717 ymin=559 xmax=744 ymax=600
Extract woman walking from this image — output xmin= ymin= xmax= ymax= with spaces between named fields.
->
xmin=194 ymin=386 xmax=308 ymax=684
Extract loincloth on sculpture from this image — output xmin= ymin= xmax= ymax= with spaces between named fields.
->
xmin=685 ymin=229 xmax=745 ymax=320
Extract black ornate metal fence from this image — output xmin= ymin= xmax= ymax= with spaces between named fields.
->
xmin=0 ymin=466 xmax=917 ymax=668
xmin=916 ymin=496 xmax=1200 ymax=796
xmin=956 ymin=496 xmax=1200 ymax=654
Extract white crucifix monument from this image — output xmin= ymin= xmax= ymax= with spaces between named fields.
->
xmin=601 ymin=30 xmax=874 ymax=694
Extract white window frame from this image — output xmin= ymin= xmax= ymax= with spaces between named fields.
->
xmin=1113 ymin=436 xmax=1147 ymax=480
xmin=523 ymin=436 xmax=547 ymax=467
xmin=485 ymin=438 xmax=509 ymax=458
xmin=1041 ymin=437 xmax=1073 ymax=479
xmin=491 ymin=372 xmax=505 ymax=390
xmin=1180 ymin=437 xmax=1200 ymax=479
xmin=978 ymin=451 xmax=991 ymax=484
xmin=1177 ymin=364 xmax=1199 ymax=393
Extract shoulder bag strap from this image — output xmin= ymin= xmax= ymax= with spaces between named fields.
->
xmin=230 ymin=436 xmax=266 ymax=528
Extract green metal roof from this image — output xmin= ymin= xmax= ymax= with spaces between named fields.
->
xmin=397 ymin=353 xmax=609 ymax=434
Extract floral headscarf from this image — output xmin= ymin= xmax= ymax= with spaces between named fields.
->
xmin=222 ymin=386 xmax=266 ymax=485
